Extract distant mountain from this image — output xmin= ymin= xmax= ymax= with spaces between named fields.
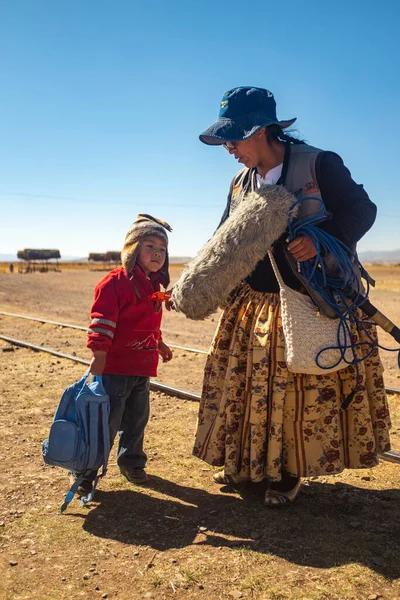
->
xmin=169 ymin=256 xmax=191 ymax=264
xmin=4 ymin=249 xmax=399 ymax=266
xmin=59 ymin=256 xmax=88 ymax=262
xmin=59 ymin=256 xmax=192 ymax=264
xmin=0 ymin=253 xmax=192 ymax=264
xmin=0 ymin=254 xmax=17 ymax=261
xmin=0 ymin=253 xmax=79 ymax=262
xmin=358 ymin=249 xmax=400 ymax=264
xmin=0 ymin=254 xmax=86 ymax=262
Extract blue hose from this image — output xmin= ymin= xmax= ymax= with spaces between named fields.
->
xmin=287 ymin=196 xmax=399 ymax=408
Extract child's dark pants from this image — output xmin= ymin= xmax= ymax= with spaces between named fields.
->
xmin=79 ymin=374 xmax=150 ymax=482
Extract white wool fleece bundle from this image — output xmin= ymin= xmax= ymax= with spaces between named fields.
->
xmin=172 ymin=184 xmax=298 ymax=320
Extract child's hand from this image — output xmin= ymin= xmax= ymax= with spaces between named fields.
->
xmin=165 ymin=298 xmax=175 ymax=311
xmin=164 ymin=288 xmax=175 ymax=311
xmin=90 ymin=351 xmax=107 ymax=375
xmin=158 ymin=340 xmax=173 ymax=362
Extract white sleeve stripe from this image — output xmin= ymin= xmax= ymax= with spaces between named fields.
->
xmin=91 ymin=318 xmax=117 ymax=327
xmin=88 ymin=327 xmax=114 ymax=339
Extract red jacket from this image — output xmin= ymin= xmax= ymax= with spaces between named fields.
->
xmin=87 ymin=266 xmax=164 ymax=376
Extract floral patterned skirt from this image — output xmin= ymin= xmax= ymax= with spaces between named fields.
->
xmin=193 ymin=283 xmax=391 ymax=482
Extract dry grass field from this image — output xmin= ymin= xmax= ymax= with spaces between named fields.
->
xmin=0 ymin=265 xmax=399 ymax=600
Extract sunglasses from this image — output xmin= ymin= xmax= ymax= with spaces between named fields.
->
xmin=222 ymin=141 xmax=239 ymax=151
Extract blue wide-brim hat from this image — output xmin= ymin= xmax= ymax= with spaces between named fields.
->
xmin=199 ymin=86 xmax=296 ymax=145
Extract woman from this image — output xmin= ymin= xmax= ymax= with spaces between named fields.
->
xmin=177 ymin=86 xmax=392 ymax=506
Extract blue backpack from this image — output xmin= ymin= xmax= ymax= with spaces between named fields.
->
xmin=42 ymin=369 xmax=111 ymax=513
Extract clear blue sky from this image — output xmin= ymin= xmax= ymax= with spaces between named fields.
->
xmin=0 ymin=0 xmax=399 ymax=258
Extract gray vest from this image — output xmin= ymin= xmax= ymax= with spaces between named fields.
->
xmin=230 ymin=143 xmax=325 ymax=221
xmin=229 ymin=143 xmax=367 ymax=318
xmin=284 ymin=144 xmax=324 ymax=220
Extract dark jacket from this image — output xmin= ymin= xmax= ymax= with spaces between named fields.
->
xmin=220 ymin=144 xmax=377 ymax=293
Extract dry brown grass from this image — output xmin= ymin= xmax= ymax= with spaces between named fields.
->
xmin=0 ymin=344 xmax=399 ymax=600
xmin=0 ymin=266 xmax=399 ymax=599
xmin=0 ymin=262 xmax=188 ymax=274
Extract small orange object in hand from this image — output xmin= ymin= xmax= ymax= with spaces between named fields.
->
xmin=151 ymin=291 xmax=172 ymax=303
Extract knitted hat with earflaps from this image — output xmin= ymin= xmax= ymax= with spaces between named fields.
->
xmin=121 ymin=214 xmax=172 ymax=287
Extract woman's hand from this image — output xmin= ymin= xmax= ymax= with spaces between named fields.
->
xmin=287 ymin=236 xmax=317 ymax=262
xmin=158 ymin=340 xmax=173 ymax=362
xmin=90 ymin=351 xmax=107 ymax=375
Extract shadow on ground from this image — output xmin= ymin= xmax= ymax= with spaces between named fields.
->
xmin=79 ymin=477 xmax=399 ymax=579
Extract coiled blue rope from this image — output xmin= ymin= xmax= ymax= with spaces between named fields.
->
xmin=287 ymin=196 xmax=400 ymax=407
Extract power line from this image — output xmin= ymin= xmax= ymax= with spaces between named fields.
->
xmin=0 ymin=190 xmax=217 ymax=208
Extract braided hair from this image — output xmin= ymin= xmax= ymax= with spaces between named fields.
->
xmin=266 ymin=124 xmax=305 ymax=145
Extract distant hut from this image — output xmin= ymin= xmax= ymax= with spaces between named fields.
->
xmin=88 ymin=253 xmax=107 ymax=263
xmin=105 ymin=252 xmax=121 ymax=267
xmin=17 ymin=249 xmax=61 ymax=273
xmin=88 ymin=251 xmax=121 ymax=271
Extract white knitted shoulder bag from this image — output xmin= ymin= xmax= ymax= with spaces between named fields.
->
xmin=268 ymin=251 xmax=352 ymax=374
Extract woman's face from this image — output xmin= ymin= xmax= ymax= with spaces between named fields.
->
xmin=224 ymin=128 xmax=267 ymax=168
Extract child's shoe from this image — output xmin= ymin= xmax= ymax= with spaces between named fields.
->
xmin=69 ymin=472 xmax=94 ymax=495
xmin=120 ymin=467 xmax=149 ymax=484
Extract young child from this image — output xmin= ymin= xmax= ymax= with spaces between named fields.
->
xmin=75 ymin=214 xmax=173 ymax=493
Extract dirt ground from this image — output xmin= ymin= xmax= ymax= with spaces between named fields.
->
xmin=0 ymin=266 xmax=399 ymax=600
xmin=0 ymin=265 xmax=213 ymax=393
xmin=0 ymin=264 xmax=400 ymax=390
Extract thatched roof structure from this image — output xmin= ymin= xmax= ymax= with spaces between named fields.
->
xmin=17 ymin=249 xmax=61 ymax=260
xmin=88 ymin=252 xmax=121 ymax=262
xmin=105 ymin=251 xmax=121 ymax=262
xmin=88 ymin=253 xmax=107 ymax=262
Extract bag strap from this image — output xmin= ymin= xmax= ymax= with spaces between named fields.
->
xmin=80 ymin=368 xmax=91 ymax=389
xmin=75 ymin=368 xmax=91 ymax=400
xmin=79 ymin=402 xmax=101 ymax=506
xmin=80 ymin=399 xmax=111 ymax=506
xmin=60 ymin=475 xmax=84 ymax=513
xmin=53 ymin=368 xmax=90 ymax=422
xmin=89 ymin=374 xmax=110 ymax=470
xmin=267 ymin=251 xmax=285 ymax=289
xmin=101 ymin=398 xmax=111 ymax=473
xmin=87 ymin=401 xmax=100 ymax=468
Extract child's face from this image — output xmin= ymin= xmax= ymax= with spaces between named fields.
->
xmin=137 ymin=235 xmax=167 ymax=276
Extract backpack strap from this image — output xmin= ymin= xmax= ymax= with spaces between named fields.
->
xmin=60 ymin=475 xmax=85 ymax=513
xmin=87 ymin=401 xmax=101 ymax=468
xmin=54 ymin=369 xmax=90 ymax=422
xmin=100 ymin=395 xmax=111 ymax=474
xmin=80 ymin=393 xmax=111 ymax=505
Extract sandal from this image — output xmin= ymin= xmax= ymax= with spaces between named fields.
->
xmin=212 ymin=470 xmax=248 ymax=485
xmin=263 ymin=478 xmax=301 ymax=507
